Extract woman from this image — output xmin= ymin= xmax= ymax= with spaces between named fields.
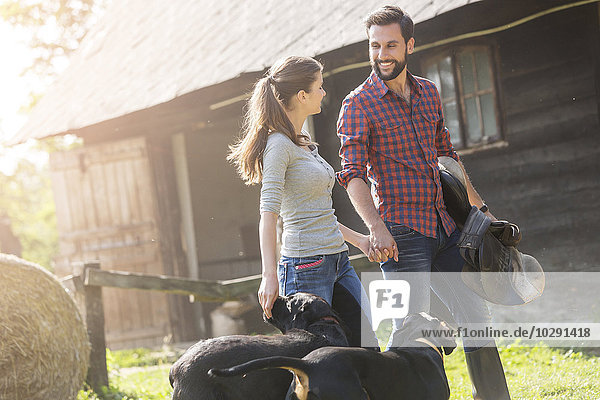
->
xmin=228 ymin=56 xmax=370 ymax=346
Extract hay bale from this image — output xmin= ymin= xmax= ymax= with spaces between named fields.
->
xmin=0 ymin=254 xmax=90 ymax=399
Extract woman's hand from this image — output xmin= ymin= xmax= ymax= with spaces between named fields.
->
xmin=258 ymin=274 xmax=279 ymax=319
xmin=356 ymin=233 xmax=371 ymax=258
xmin=258 ymin=212 xmax=280 ymax=319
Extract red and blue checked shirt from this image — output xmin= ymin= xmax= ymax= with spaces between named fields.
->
xmin=336 ymin=71 xmax=459 ymax=238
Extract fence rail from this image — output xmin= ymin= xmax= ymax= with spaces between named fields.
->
xmin=83 ymin=267 xmax=263 ymax=301
xmin=60 ymin=255 xmax=378 ymax=393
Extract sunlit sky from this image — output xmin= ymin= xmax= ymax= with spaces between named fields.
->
xmin=0 ymin=21 xmax=51 ymax=175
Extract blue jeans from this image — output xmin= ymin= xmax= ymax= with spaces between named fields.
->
xmin=278 ymin=251 xmax=371 ymax=346
xmin=381 ymin=220 xmax=491 ymax=350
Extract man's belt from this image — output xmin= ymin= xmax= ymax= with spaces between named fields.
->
xmin=438 ymin=157 xmax=545 ymax=305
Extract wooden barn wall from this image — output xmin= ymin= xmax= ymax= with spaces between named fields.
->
xmin=455 ymin=4 xmax=600 ymax=272
xmin=185 ymin=111 xmax=262 ymax=281
xmin=78 ymin=72 xmax=264 ymax=284
xmin=315 ymin=3 xmax=600 ymax=270
xmin=146 ymin=135 xmax=198 ymax=342
xmin=50 ymin=137 xmax=196 ymax=349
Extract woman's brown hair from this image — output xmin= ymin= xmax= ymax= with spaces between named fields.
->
xmin=227 ymin=56 xmax=323 ymax=185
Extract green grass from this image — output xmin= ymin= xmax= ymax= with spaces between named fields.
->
xmin=78 ymin=344 xmax=600 ymax=400
xmin=77 ymin=348 xmax=180 ymax=400
xmin=446 ymin=345 xmax=600 ymax=399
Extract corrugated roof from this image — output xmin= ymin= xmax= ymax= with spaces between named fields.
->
xmin=10 ymin=0 xmax=478 ymax=144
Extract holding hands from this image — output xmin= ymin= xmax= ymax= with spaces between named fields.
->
xmin=367 ymin=223 xmax=398 ymax=263
xmin=340 ymin=221 xmax=398 ymax=263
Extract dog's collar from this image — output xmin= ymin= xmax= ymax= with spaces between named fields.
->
xmin=415 ymin=338 xmax=443 ymax=359
xmin=318 ymin=315 xmax=340 ymax=324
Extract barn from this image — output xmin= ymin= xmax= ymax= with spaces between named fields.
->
xmin=11 ymin=0 xmax=600 ymax=349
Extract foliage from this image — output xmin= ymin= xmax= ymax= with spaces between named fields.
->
xmin=0 ymin=152 xmax=57 ymax=269
xmin=106 ymin=347 xmax=183 ymax=369
xmin=0 ymin=0 xmax=93 ymax=271
xmin=77 ymin=345 xmax=599 ymax=399
xmin=0 ymin=135 xmax=84 ymax=270
xmin=35 ymin=133 xmax=83 ymax=153
xmin=0 ymin=0 xmax=109 ymax=81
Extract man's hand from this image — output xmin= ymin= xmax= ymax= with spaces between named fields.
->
xmin=345 ymin=178 xmax=399 ymax=263
xmin=354 ymin=233 xmax=371 ymax=258
xmin=368 ymin=223 xmax=398 ymax=263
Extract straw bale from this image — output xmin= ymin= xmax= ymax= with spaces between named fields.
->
xmin=0 ymin=254 xmax=90 ymax=400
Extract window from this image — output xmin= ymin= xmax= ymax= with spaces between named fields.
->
xmin=423 ymin=46 xmax=501 ymax=149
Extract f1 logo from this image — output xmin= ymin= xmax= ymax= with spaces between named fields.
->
xmin=369 ymin=280 xmax=410 ymax=330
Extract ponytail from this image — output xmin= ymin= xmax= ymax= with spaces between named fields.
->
xmin=227 ymin=56 xmax=322 ymax=185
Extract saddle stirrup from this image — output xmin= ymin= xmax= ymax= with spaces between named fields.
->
xmin=465 ymin=346 xmax=511 ymax=400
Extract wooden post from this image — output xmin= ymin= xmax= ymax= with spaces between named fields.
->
xmin=76 ymin=262 xmax=109 ymax=393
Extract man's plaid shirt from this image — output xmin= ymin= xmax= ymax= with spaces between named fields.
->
xmin=336 ymin=71 xmax=459 ymax=238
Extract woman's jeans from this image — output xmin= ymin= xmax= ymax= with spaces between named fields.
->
xmin=381 ymin=220 xmax=492 ymax=350
xmin=278 ymin=251 xmax=371 ymax=346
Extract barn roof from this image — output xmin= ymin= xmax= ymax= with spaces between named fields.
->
xmin=10 ymin=0 xmax=478 ymax=144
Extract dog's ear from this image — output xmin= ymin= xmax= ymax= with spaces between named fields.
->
xmin=267 ymin=296 xmax=294 ymax=333
xmin=406 ymin=313 xmax=457 ymax=355
xmin=290 ymin=305 xmax=312 ymax=330
xmin=284 ymin=294 xmax=314 ymax=330
xmin=394 ymin=313 xmax=427 ymax=343
xmin=441 ymin=337 xmax=456 ymax=355
xmin=290 ymin=295 xmax=335 ymax=330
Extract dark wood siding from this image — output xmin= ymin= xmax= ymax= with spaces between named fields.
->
xmin=316 ymin=3 xmax=600 ymax=271
xmin=185 ymin=110 xmax=262 ymax=280
xmin=461 ymin=4 xmax=600 ymax=271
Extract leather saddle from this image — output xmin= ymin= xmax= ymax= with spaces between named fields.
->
xmin=438 ymin=157 xmax=544 ymax=305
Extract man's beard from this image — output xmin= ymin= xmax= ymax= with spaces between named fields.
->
xmin=372 ymin=51 xmax=408 ymax=81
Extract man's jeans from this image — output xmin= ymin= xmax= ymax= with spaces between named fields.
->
xmin=278 ymin=251 xmax=371 ymax=346
xmin=381 ymin=220 xmax=491 ymax=350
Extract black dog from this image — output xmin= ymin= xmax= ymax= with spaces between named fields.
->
xmin=210 ymin=312 xmax=456 ymax=400
xmin=169 ymin=292 xmax=349 ymax=400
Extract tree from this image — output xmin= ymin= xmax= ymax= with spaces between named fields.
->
xmin=0 ymin=0 xmax=107 ymax=269
xmin=0 ymin=154 xmax=57 ymax=268
xmin=0 ymin=0 xmax=108 ymax=81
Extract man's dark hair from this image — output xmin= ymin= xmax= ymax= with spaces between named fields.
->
xmin=365 ymin=5 xmax=414 ymax=43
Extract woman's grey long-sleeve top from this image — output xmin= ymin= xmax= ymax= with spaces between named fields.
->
xmin=260 ymin=132 xmax=348 ymax=257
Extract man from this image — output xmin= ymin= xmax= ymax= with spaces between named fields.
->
xmin=336 ymin=5 xmax=511 ymax=400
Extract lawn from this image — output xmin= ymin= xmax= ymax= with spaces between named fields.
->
xmin=78 ymin=344 xmax=600 ymax=399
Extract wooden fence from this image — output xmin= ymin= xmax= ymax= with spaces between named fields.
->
xmin=60 ymin=256 xmax=378 ymax=393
